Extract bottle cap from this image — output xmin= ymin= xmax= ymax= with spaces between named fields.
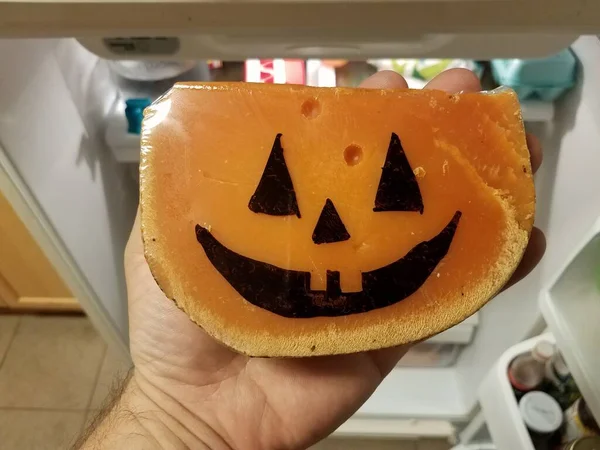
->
xmin=125 ymin=98 xmax=152 ymax=135
xmin=519 ymin=391 xmax=562 ymax=434
xmin=532 ymin=340 xmax=555 ymax=363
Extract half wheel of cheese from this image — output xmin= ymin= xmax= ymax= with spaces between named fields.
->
xmin=140 ymin=83 xmax=534 ymax=357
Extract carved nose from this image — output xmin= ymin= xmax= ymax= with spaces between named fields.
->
xmin=312 ymin=199 xmax=351 ymax=244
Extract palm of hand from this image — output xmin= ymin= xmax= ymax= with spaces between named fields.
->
xmin=126 ymin=223 xmax=404 ymax=450
xmin=124 ymin=69 xmax=544 ymax=450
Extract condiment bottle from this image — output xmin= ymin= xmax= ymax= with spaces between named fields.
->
xmin=509 ymin=340 xmax=555 ymax=400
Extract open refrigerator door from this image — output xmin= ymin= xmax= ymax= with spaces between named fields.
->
xmin=477 ymin=36 xmax=600 ymax=450
xmin=479 ymin=219 xmax=600 ymax=449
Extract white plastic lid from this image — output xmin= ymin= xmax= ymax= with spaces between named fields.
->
xmin=519 ymin=391 xmax=563 ymax=434
xmin=532 ymin=340 xmax=555 ymax=363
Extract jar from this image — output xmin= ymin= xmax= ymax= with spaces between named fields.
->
xmin=561 ymin=436 xmax=600 ymax=450
xmin=519 ymin=391 xmax=563 ymax=449
xmin=563 ymin=398 xmax=600 ymax=442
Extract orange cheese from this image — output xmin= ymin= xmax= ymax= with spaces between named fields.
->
xmin=140 ymin=83 xmax=534 ymax=357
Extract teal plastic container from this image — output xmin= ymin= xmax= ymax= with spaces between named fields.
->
xmin=491 ymin=49 xmax=577 ymax=101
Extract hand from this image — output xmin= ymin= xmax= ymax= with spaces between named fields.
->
xmin=122 ymin=69 xmax=545 ymax=450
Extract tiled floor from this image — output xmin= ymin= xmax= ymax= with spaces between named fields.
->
xmin=0 ymin=314 xmax=450 ymax=450
xmin=0 ymin=314 xmax=131 ymax=449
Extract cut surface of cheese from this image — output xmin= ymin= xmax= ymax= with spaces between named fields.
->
xmin=140 ymin=82 xmax=534 ymax=357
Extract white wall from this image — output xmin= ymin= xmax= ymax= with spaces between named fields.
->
xmin=0 ymin=39 xmax=138 ymax=351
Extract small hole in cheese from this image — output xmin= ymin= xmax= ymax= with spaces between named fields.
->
xmin=344 ymin=144 xmax=363 ymax=166
xmin=301 ymin=99 xmax=321 ymax=119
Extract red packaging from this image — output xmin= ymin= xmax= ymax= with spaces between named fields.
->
xmin=245 ymin=59 xmax=306 ymax=85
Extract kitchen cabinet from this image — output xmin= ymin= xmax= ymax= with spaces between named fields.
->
xmin=0 ymin=190 xmax=79 ymax=311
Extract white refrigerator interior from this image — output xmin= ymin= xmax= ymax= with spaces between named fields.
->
xmin=0 ymin=32 xmax=599 ymax=444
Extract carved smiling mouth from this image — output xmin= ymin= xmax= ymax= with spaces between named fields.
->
xmin=195 ymin=211 xmax=461 ymax=318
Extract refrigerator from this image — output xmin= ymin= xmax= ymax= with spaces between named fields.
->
xmin=0 ymin=2 xmax=599 ymax=446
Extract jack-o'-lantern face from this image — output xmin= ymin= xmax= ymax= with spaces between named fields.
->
xmin=195 ymin=132 xmax=461 ymax=318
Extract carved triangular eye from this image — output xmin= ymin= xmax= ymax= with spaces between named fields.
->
xmin=312 ymin=199 xmax=350 ymax=244
xmin=373 ymin=132 xmax=424 ymax=214
xmin=248 ymin=134 xmax=301 ymax=218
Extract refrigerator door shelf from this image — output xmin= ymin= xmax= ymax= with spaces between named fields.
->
xmin=540 ymin=217 xmax=600 ymax=425
xmin=478 ymin=333 xmax=555 ymax=450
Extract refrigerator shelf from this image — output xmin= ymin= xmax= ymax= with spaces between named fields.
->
xmin=478 ymin=333 xmax=555 ymax=450
xmin=540 ymin=217 xmax=600 ymax=426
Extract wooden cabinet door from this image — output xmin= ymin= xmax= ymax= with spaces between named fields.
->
xmin=0 ymin=191 xmax=79 ymax=311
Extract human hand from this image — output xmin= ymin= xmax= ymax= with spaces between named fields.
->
xmin=121 ymin=69 xmax=545 ymax=450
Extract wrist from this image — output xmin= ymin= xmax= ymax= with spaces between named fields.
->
xmin=78 ymin=370 xmax=231 ymax=450
xmin=132 ymin=370 xmax=232 ymax=450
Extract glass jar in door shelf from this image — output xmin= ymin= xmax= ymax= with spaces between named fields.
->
xmin=509 ymin=340 xmax=556 ymax=400
xmin=519 ymin=391 xmax=563 ymax=450
xmin=561 ymin=436 xmax=600 ymax=450
xmin=562 ymin=398 xmax=600 ymax=443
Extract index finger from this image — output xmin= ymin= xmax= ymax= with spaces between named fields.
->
xmin=359 ymin=70 xmax=409 ymax=89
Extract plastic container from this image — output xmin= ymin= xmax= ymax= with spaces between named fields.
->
xmin=490 ymin=49 xmax=577 ymax=101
